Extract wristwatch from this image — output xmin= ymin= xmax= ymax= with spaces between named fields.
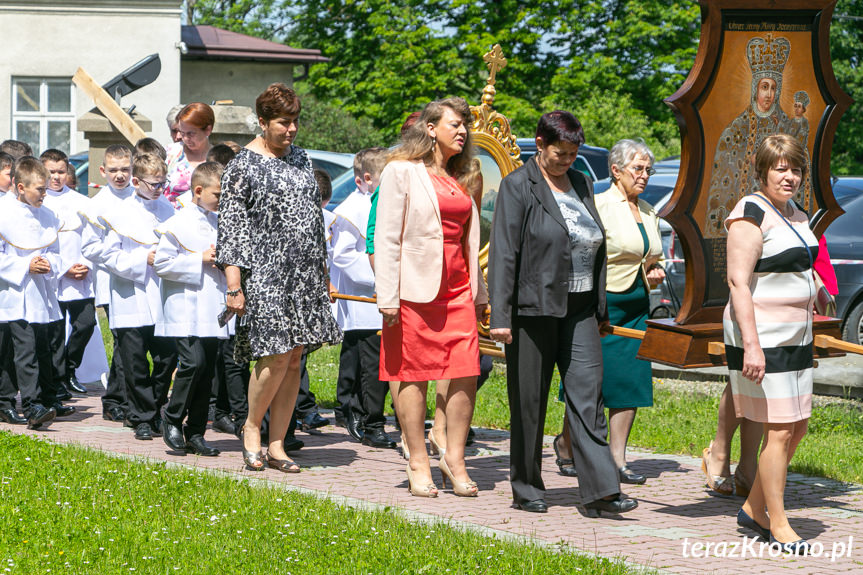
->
xmin=226 ymin=288 xmax=242 ymax=297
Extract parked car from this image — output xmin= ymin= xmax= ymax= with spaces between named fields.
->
xmin=516 ymin=138 xmax=609 ymax=181
xmin=66 ymin=148 xmax=354 ymax=197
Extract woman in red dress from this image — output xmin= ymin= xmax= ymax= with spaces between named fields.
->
xmin=374 ymin=97 xmax=488 ymax=498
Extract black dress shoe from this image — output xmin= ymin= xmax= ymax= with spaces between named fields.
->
xmin=162 ymin=422 xmax=186 ymax=451
xmin=67 ymin=375 xmax=88 ymax=394
xmin=102 ymin=406 xmax=125 ymax=422
xmin=52 ymin=403 xmax=77 ymax=418
xmin=211 ymin=415 xmax=237 ymax=435
xmin=185 ymin=434 xmax=220 ymax=456
xmin=0 ymin=408 xmax=27 ymax=425
xmin=345 ymin=412 xmax=364 ymax=442
xmin=361 ymin=427 xmax=397 ymax=449
xmin=300 ymin=412 xmax=330 ymax=431
xmin=515 ymin=499 xmax=548 ymax=513
xmin=284 ymin=434 xmax=304 ymax=452
xmin=27 ymin=405 xmax=56 ymax=430
xmin=618 ymin=465 xmax=646 ymax=485
xmin=134 ymin=422 xmax=153 ymax=440
xmin=584 ymin=494 xmax=638 ymax=517
xmin=55 ymin=384 xmax=72 ymax=402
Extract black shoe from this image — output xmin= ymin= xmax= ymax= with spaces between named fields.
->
xmin=211 ymin=415 xmax=237 ymax=435
xmin=300 ymin=412 xmax=330 ymax=431
xmin=134 ymin=422 xmax=153 ymax=440
xmin=737 ymin=508 xmax=771 ymax=540
xmin=515 ymin=499 xmax=548 ymax=513
xmin=361 ymin=427 xmax=397 ymax=449
xmin=102 ymin=406 xmax=126 ymax=422
xmin=769 ymin=535 xmax=810 ymax=555
xmin=284 ymin=434 xmax=304 ymax=452
xmin=553 ymin=434 xmax=579 ymax=478
xmin=67 ymin=375 xmax=88 ymax=394
xmin=345 ymin=412 xmax=364 ymax=442
xmin=334 ymin=411 xmax=347 ymax=428
xmin=618 ymin=465 xmax=646 ymax=485
xmin=27 ymin=405 xmax=56 ymax=429
xmin=55 ymin=383 xmax=72 ymax=401
xmin=151 ymin=417 xmax=163 ymax=437
xmin=185 ymin=435 xmax=220 ymax=456
xmin=0 ymin=408 xmax=27 ymax=425
xmin=52 ymin=403 xmax=76 ymax=418
xmin=584 ymin=494 xmax=638 ymax=517
xmin=162 ymin=422 xmax=186 ymax=451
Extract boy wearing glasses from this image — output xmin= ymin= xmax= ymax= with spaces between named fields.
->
xmin=81 ymin=144 xmax=135 ymax=423
xmin=41 ymin=149 xmax=97 ymax=401
xmin=99 ymin=153 xmax=177 ymax=440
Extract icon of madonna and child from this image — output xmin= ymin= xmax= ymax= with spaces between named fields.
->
xmin=704 ymin=33 xmax=814 ymax=238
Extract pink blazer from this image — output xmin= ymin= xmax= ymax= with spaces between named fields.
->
xmin=374 ymin=160 xmax=488 ymax=309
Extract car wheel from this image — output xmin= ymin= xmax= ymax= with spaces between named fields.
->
xmin=841 ymin=299 xmax=863 ymax=346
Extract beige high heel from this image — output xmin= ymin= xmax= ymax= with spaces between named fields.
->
xmin=406 ymin=464 xmax=438 ymax=497
xmin=400 ymin=432 xmax=411 ymax=460
xmin=428 ymin=428 xmax=446 ymax=457
xmin=439 ymin=457 xmax=478 ymax=497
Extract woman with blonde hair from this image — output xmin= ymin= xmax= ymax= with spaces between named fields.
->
xmin=375 ymin=97 xmax=488 ymax=497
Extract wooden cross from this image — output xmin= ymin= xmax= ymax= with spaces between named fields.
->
xmin=483 ymin=44 xmax=507 ymax=85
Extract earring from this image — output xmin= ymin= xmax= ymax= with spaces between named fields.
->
xmin=432 ymin=136 xmax=437 ymax=152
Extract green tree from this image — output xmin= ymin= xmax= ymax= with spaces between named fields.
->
xmin=292 ymin=89 xmax=389 ymax=152
xmin=831 ymin=1 xmax=863 ymax=174
xmin=186 ymin=0 xmax=283 ymax=37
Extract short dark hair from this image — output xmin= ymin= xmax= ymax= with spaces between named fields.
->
xmin=104 ymin=144 xmax=133 ymax=165
xmin=1 ymin=139 xmax=33 ymax=160
xmin=755 ymin=133 xmax=808 ymax=184
xmin=191 ymin=161 xmax=224 ymax=190
xmin=0 ymin=151 xmax=14 ymax=172
xmin=535 ymin=111 xmax=585 ymax=148
xmin=206 ymin=144 xmax=236 ymax=167
xmin=39 ymin=148 xmax=68 ymax=164
xmin=14 ymin=156 xmax=49 ymax=188
xmin=135 ymin=137 xmax=167 ymax=161
xmin=314 ymin=168 xmax=332 ymax=203
xmin=256 ymin=83 xmax=301 ymax=123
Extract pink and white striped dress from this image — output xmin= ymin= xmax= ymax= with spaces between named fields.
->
xmin=723 ymin=195 xmax=817 ymax=423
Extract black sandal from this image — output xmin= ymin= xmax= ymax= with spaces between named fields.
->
xmin=553 ymin=434 xmax=578 ymax=477
xmin=266 ymin=453 xmax=301 ymax=473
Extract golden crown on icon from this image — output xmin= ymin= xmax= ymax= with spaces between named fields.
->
xmin=746 ymin=33 xmax=790 ymax=82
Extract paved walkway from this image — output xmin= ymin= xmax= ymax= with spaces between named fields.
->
xmin=2 ymin=391 xmax=862 ymax=574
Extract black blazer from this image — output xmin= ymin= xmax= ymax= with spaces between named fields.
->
xmin=488 ymin=155 xmax=608 ymax=330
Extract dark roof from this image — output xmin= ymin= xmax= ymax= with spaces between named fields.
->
xmin=181 ymin=25 xmax=328 ymax=64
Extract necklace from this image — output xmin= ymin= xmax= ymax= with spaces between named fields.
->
xmin=428 ymin=171 xmax=463 ymax=197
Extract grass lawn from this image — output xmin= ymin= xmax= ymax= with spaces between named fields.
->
xmin=0 ymin=433 xmax=634 ymax=575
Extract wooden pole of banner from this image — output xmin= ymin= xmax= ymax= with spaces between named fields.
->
xmin=72 ymin=67 xmax=146 ymax=145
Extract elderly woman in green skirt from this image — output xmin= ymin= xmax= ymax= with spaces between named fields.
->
xmin=554 ymin=139 xmax=664 ymax=484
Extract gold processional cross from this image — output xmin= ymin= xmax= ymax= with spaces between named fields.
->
xmin=483 ymin=44 xmax=507 ymax=85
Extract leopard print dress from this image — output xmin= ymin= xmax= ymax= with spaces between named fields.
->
xmin=216 ymin=147 xmax=342 ymax=362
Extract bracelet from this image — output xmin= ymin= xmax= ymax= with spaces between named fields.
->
xmin=226 ymin=288 xmax=242 ymax=297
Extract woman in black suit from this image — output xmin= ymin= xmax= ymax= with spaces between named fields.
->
xmin=488 ymin=111 xmax=637 ymax=516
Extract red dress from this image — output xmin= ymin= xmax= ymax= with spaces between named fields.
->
xmin=380 ymin=173 xmax=480 ymax=381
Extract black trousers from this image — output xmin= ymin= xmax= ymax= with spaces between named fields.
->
xmin=356 ymin=331 xmax=388 ymax=431
xmin=505 ymin=292 xmax=619 ymax=505
xmin=51 ymin=299 xmax=97 ymax=386
xmin=0 ymin=323 xmax=19 ymax=410
xmin=165 ymin=336 xmax=218 ymax=438
xmin=116 ymin=325 xmax=177 ymax=426
xmin=294 ymin=348 xmax=319 ymax=418
xmin=101 ymin=305 xmax=127 ymax=412
xmin=335 ymin=330 xmax=367 ymax=421
xmin=7 ymin=320 xmax=59 ymax=415
xmin=213 ymin=335 xmax=249 ymax=422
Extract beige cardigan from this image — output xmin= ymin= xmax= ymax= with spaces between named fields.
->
xmin=595 ymin=182 xmax=664 ymax=293
xmin=374 ymin=160 xmax=488 ymax=309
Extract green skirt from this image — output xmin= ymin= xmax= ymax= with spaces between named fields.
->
xmin=600 ymin=275 xmax=653 ymax=408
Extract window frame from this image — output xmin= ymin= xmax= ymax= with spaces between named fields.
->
xmin=11 ymin=77 xmax=76 ymax=155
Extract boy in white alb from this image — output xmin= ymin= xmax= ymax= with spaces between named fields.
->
xmin=0 ymin=152 xmax=24 ymax=425
xmin=80 ymin=145 xmax=135 ymax=423
xmin=100 ymin=153 xmax=177 ymax=440
xmin=154 ymin=162 xmax=227 ymax=456
xmin=0 ymin=158 xmax=65 ymax=428
xmin=40 ymin=149 xmax=97 ymax=398
xmin=330 ymin=147 xmax=394 ymax=448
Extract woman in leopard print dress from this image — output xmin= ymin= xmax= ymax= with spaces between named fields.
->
xmin=217 ymin=83 xmax=341 ymax=472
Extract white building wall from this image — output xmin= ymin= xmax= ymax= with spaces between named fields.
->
xmin=181 ymin=60 xmax=295 ymax=110
xmin=0 ymin=0 xmax=183 ymax=154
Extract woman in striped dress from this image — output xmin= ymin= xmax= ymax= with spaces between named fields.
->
xmin=724 ymin=134 xmax=815 ymax=554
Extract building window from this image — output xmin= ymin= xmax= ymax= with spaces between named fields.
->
xmin=11 ymin=78 xmax=76 ymax=155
